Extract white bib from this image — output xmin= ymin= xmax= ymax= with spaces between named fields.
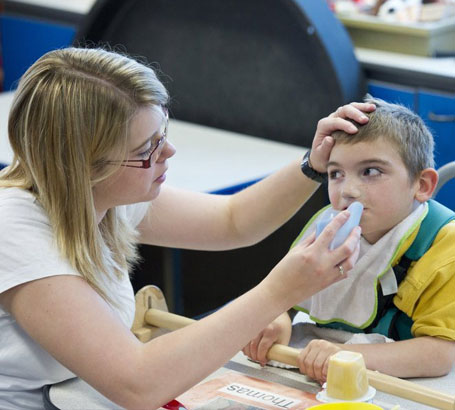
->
xmin=296 ymin=202 xmax=427 ymax=328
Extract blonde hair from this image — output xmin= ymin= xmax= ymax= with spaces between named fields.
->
xmin=332 ymin=96 xmax=434 ymax=182
xmin=0 ymin=47 xmax=169 ymax=304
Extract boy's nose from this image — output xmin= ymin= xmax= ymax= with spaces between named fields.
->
xmin=341 ymin=179 xmax=362 ymax=200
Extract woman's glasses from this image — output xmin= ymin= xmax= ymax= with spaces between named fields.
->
xmin=108 ymin=107 xmax=168 ymax=169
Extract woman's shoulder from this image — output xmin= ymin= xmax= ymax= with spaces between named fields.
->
xmin=0 ymin=186 xmax=39 ymax=206
xmin=0 ymin=187 xmax=79 ymax=293
xmin=118 ymin=201 xmax=150 ymax=228
xmin=0 ymin=187 xmax=48 ymax=224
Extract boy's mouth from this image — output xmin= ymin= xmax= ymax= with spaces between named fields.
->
xmin=342 ymin=203 xmax=365 ymax=211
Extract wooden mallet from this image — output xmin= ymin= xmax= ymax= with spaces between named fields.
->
xmin=132 ymin=285 xmax=455 ymax=410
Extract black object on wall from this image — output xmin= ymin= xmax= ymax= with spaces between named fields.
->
xmin=76 ymin=0 xmax=365 ymax=147
xmin=75 ymin=0 xmax=365 ymax=316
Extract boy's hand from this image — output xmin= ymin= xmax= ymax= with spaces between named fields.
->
xmin=297 ymin=339 xmax=342 ymax=383
xmin=242 ymin=312 xmax=292 ymax=366
xmin=310 ymin=102 xmax=376 ymax=173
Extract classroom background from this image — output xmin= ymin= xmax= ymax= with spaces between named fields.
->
xmin=0 ymin=0 xmax=454 ymax=318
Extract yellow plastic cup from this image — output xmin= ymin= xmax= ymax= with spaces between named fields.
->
xmin=307 ymin=403 xmax=383 ymax=410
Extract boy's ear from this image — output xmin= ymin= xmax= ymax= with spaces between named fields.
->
xmin=414 ymin=168 xmax=439 ymax=202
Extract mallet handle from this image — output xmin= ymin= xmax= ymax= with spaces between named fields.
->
xmin=268 ymin=344 xmax=455 ymax=410
xmin=145 ymin=308 xmax=194 ymax=330
xmin=144 ymin=308 xmax=455 ymax=410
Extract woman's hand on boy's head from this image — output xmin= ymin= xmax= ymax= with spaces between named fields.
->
xmin=310 ymin=102 xmax=376 ymax=173
xmin=329 ymin=102 xmax=376 ymax=123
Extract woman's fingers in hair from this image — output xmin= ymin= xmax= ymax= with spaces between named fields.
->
xmin=317 ymin=117 xmax=358 ymax=136
xmin=349 ymin=101 xmax=376 ymax=114
xmin=329 ymin=102 xmax=376 ymax=128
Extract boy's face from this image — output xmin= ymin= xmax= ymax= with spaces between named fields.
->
xmin=327 ymin=137 xmax=421 ymax=244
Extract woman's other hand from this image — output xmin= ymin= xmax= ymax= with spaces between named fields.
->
xmin=262 ymin=210 xmax=361 ymax=310
xmin=310 ymin=102 xmax=376 ymax=173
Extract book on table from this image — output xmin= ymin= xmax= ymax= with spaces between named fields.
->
xmin=166 ymin=371 xmax=320 ymax=410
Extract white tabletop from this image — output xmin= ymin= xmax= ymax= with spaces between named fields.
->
xmin=48 ymin=350 xmax=455 ymax=410
xmin=166 ymin=120 xmax=304 ymax=192
xmin=0 ymin=91 xmax=305 ymax=193
xmin=355 ymin=47 xmax=455 ymax=85
xmin=6 ymin=0 xmax=95 ymax=15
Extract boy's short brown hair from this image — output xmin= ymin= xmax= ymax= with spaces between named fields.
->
xmin=332 ymin=96 xmax=435 ymax=181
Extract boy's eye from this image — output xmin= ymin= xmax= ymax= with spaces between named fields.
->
xmin=363 ymin=167 xmax=381 ymax=177
xmin=328 ymin=170 xmax=342 ymax=180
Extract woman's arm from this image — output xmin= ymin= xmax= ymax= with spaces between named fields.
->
xmin=138 ymin=103 xmax=374 ymax=249
xmin=138 ymin=159 xmax=316 ymax=250
xmin=0 ymin=212 xmax=360 ymax=409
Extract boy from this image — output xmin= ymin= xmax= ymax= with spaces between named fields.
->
xmin=243 ymin=97 xmax=455 ymax=383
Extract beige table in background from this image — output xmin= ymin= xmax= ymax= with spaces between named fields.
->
xmin=0 ymin=91 xmax=305 ymax=193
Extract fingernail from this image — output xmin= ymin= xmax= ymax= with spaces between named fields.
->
xmin=338 ymin=211 xmax=349 ymax=221
xmin=360 ymin=115 xmax=368 ymax=121
xmin=348 ymin=124 xmax=357 ymax=132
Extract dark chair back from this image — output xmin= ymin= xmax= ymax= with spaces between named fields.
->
xmin=434 ymin=161 xmax=455 ymax=210
xmin=76 ymin=0 xmax=365 ymax=147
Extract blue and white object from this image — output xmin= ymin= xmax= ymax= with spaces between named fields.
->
xmin=316 ymin=202 xmax=364 ymax=250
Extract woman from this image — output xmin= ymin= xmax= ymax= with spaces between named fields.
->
xmin=0 ymin=47 xmax=371 ymax=409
